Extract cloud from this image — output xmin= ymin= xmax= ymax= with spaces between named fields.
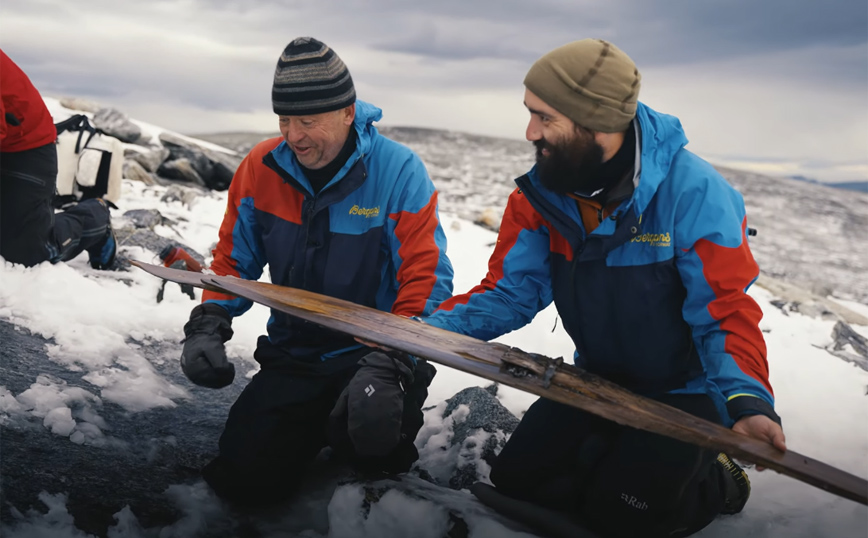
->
xmin=357 ymin=0 xmax=867 ymax=66
xmin=0 ymin=0 xmax=865 ymax=180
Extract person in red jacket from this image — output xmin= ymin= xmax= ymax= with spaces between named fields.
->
xmin=1 ymin=49 xmax=115 ymax=268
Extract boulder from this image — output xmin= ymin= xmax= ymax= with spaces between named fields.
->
xmin=129 ymin=147 xmax=170 ymax=173
xmin=58 ymin=97 xmax=102 ymax=113
xmin=158 ymin=132 xmax=241 ymax=191
xmin=157 ymin=158 xmax=205 ymax=187
xmin=113 ymin=225 xmax=206 ymax=268
xmin=826 ymin=321 xmax=868 ymax=372
xmin=93 ymin=107 xmax=145 ymax=144
xmin=443 ymin=385 xmax=519 ymax=490
xmin=417 ymin=385 xmax=519 ymax=491
xmin=122 ymin=160 xmax=156 ymax=186
xmin=122 ymin=209 xmax=163 ymax=230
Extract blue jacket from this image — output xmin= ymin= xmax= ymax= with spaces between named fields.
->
xmin=425 ymin=103 xmax=777 ymax=426
xmin=205 ymin=101 xmax=454 ymax=358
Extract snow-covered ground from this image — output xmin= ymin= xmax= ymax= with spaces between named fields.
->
xmin=1 ymin=107 xmax=867 ymax=537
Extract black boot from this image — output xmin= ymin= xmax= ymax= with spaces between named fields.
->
xmin=86 ymin=199 xmax=117 ymax=270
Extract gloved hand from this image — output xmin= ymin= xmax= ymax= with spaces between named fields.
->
xmin=180 ymin=303 xmax=235 ymax=388
xmin=329 ymin=350 xmax=415 ymax=457
xmin=329 ymin=349 xmax=436 ymax=474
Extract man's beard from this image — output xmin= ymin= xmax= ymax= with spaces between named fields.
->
xmin=534 ymin=129 xmax=606 ymax=195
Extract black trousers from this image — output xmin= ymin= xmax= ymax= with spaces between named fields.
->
xmin=202 ymin=339 xmax=431 ymax=507
xmin=490 ymin=393 xmax=726 ymax=538
xmin=1 ymin=144 xmax=110 ymax=267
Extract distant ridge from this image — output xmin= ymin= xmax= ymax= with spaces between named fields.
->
xmin=789 ymin=175 xmax=868 ymax=194
xmin=827 ymin=181 xmax=867 ymax=194
xmin=192 ymin=129 xmax=867 ymax=196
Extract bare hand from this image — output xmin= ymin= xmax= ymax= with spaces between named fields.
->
xmin=732 ymin=414 xmax=787 ymax=470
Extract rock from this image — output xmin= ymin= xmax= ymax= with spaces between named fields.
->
xmin=0 ymin=320 xmax=237 ymax=536
xmin=474 ymin=208 xmax=501 ymax=232
xmin=784 ymin=301 xmax=837 ymax=320
xmin=770 ymin=300 xmax=789 ymax=315
xmin=93 ymin=107 xmax=144 ymax=144
xmin=122 ymin=160 xmax=156 ymax=186
xmin=756 ymin=275 xmax=868 ymax=326
xmin=160 ymin=185 xmax=200 ymax=207
xmin=58 ymin=97 xmax=102 ymax=113
xmin=441 ymin=386 xmax=519 ymax=490
xmin=122 ymin=209 xmax=163 ymax=230
xmin=129 ymin=147 xmax=170 ymax=173
xmin=157 ymin=158 xmax=205 ymax=186
xmin=113 ymin=226 xmax=206 ymax=267
xmin=204 ymin=150 xmax=241 ymax=191
xmin=443 ymin=386 xmax=519 ymax=435
xmin=826 ymin=321 xmax=868 ymax=372
xmin=158 ymin=132 xmax=241 ymax=191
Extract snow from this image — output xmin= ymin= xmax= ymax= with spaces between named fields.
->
xmin=329 ymin=486 xmax=451 ymax=538
xmin=1 ymin=130 xmax=867 ymax=537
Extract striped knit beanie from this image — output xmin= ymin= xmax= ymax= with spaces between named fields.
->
xmin=524 ymin=39 xmax=641 ymax=133
xmin=272 ymin=37 xmax=356 ymax=116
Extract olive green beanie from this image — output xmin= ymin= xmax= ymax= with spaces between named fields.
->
xmin=524 ymin=39 xmax=641 ymax=133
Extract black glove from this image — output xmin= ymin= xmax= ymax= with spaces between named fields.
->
xmin=329 ymin=350 xmax=436 ymax=474
xmin=180 ymin=303 xmax=235 ymax=388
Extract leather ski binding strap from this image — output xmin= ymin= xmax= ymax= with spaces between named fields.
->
xmin=501 ymin=348 xmax=564 ymax=388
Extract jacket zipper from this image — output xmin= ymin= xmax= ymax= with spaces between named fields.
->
xmin=301 ymin=198 xmax=316 ymax=289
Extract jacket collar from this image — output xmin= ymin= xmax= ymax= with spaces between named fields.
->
xmin=269 ymin=100 xmax=383 ymax=196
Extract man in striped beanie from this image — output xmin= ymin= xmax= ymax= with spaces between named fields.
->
xmin=424 ymin=39 xmax=782 ymax=537
xmin=182 ymin=37 xmax=454 ymax=508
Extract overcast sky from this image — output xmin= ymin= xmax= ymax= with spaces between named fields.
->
xmin=1 ymin=0 xmax=866 ymax=182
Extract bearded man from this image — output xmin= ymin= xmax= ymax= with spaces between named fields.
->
xmin=423 ymin=39 xmax=785 ymax=538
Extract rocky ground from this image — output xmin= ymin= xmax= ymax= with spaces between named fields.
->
xmin=0 ymin=319 xmax=524 ymax=537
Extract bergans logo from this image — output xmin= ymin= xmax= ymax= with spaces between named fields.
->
xmin=631 ymin=231 xmax=671 ymax=247
xmin=349 ymin=205 xmax=380 ymax=218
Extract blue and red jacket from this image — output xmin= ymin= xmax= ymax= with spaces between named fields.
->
xmin=425 ymin=103 xmax=778 ymax=427
xmin=1 ymin=50 xmax=57 ymax=153
xmin=205 ymin=101 xmax=454 ymax=358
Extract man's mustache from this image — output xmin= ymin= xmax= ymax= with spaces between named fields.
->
xmin=533 ymin=139 xmax=552 ymax=158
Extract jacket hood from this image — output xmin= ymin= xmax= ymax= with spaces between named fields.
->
xmin=352 ymin=100 xmax=383 ymax=155
xmin=628 ymin=102 xmax=687 ymax=214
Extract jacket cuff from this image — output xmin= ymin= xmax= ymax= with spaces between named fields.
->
xmin=186 ymin=302 xmax=234 ymax=342
xmin=726 ymin=395 xmax=782 ymax=426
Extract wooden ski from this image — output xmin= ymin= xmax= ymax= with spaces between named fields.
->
xmin=132 ymin=260 xmax=868 ymax=506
